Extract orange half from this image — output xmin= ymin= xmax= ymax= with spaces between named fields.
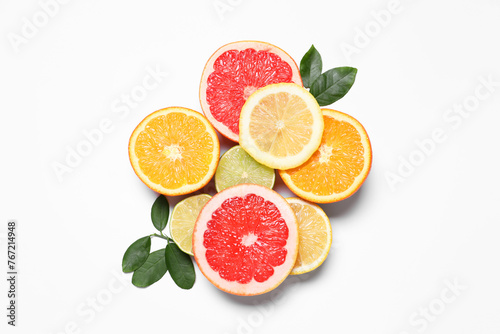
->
xmin=129 ymin=107 xmax=220 ymax=196
xmin=279 ymin=109 xmax=372 ymax=203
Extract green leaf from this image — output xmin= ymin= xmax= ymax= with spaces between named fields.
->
xmin=132 ymin=249 xmax=168 ymax=287
xmin=165 ymin=243 xmax=195 ymax=289
xmin=310 ymin=67 xmax=358 ymax=106
xmin=122 ymin=236 xmax=151 ymax=273
xmin=300 ymin=45 xmax=323 ymax=88
xmin=151 ymin=195 xmax=169 ymax=232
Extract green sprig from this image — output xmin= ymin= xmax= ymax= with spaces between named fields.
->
xmin=300 ymin=45 xmax=358 ymax=106
xmin=122 ymin=194 xmax=196 ymax=289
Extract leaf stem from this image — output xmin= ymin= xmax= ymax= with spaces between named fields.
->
xmin=151 ymin=233 xmax=173 ymax=242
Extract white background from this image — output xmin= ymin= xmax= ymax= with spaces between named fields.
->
xmin=1 ymin=0 xmax=500 ymax=333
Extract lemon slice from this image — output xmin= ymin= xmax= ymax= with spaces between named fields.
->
xmin=239 ymin=83 xmax=324 ymax=170
xmin=170 ymin=194 xmax=212 ymax=255
xmin=215 ymin=145 xmax=275 ymax=192
xmin=286 ymin=197 xmax=332 ymax=275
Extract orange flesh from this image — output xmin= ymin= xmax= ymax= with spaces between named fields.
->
xmin=134 ymin=112 xmax=215 ymax=190
xmin=284 ymin=115 xmax=365 ymax=195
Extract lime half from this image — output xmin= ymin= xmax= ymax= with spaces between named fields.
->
xmin=215 ymin=145 xmax=275 ymax=192
xmin=169 ymin=194 xmax=212 ymax=255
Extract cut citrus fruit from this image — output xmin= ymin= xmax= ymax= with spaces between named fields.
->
xmin=286 ymin=198 xmax=332 ymax=275
xmin=215 ymin=145 xmax=275 ymax=192
xmin=129 ymin=107 xmax=220 ymax=196
xmin=199 ymin=41 xmax=302 ymax=142
xmin=169 ymin=194 xmax=212 ymax=255
xmin=239 ymin=82 xmax=324 ymax=170
xmin=279 ymin=109 xmax=372 ymax=203
xmin=192 ymin=184 xmax=298 ymax=296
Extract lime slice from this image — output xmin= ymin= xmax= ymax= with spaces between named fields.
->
xmin=215 ymin=145 xmax=275 ymax=192
xmin=169 ymin=194 xmax=212 ymax=255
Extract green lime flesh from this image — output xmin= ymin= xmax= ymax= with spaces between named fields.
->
xmin=215 ymin=145 xmax=275 ymax=192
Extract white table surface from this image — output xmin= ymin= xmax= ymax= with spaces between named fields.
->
xmin=1 ymin=0 xmax=499 ymax=333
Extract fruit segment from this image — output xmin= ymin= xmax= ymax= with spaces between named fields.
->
xmin=192 ymin=184 xmax=298 ymax=296
xmin=215 ymin=145 xmax=275 ymax=192
xmin=170 ymin=194 xmax=212 ymax=255
xmin=286 ymin=198 xmax=332 ymax=275
xmin=279 ymin=109 xmax=372 ymax=203
xmin=129 ymin=107 xmax=220 ymax=196
xmin=200 ymin=41 xmax=302 ymax=142
xmin=239 ymin=83 xmax=324 ymax=170
xmin=204 ymin=194 xmax=289 ymax=283
xmin=207 ymin=49 xmax=294 ymax=135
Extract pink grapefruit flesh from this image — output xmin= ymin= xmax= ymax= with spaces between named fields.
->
xmin=192 ymin=184 xmax=299 ymax=296
xmin=199 ymin=41 xmax=303 ymax=142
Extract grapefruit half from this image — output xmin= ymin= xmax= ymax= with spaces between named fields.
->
xmin=199 ymin=41 xmax=303 ymax=142
xmin=192 ymin=184 xmax=299 ymax=296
